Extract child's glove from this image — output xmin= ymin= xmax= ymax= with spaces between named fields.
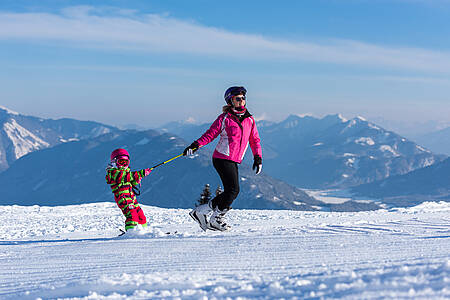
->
xmin=144 ymin=168 xmax=152 ymax=176
xmin=106 ymin=161 xmax=116 ymax=170
xmin=253 ymin=155 xmax=262 ymax=175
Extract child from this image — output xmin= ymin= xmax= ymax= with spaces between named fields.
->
xmin=106 ymin=148 xmax=152 ymax=231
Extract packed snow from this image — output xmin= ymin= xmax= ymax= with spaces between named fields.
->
xmin=0 ymin=201 xmax=449 ymax=299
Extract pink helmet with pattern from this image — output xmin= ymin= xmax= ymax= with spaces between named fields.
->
xmin=110 ymin=148 xmax=130 ymax=161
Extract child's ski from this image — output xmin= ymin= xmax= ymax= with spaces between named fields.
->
xmin=118 ymin=229 xmax=178 ymax=237
xmin=164 ymin=231 xmax=178 ymax=235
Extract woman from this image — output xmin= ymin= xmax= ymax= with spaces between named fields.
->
xmin=183 ymin=86 xmax=263 ymax=231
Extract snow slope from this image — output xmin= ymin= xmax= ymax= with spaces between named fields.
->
xmin=0 ymin=202 xmax=449 ymax=299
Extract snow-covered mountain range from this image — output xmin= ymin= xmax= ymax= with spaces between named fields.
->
xmin=159 ymin=114 xmax=446 ymax=189
xmin=0 ymin=106 xmax=118 ymax=172
xmin=0 ymin=129 xmax=305 ymax=209
xmin=351 ymin=157 xmax=450 ymax=206
xmin=2 ymin=106 xmax=447 ymax=210
xmin=0 ymin=128 xmax=383 ymax=211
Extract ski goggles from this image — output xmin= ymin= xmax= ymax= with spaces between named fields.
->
xmin=233 ymin=95 xmax=246 ymax=101
xmin=116 ymin=158 xmax=130 ymax=167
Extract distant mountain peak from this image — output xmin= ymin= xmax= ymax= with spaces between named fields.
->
xmin=0 ymin=105 xmax=19 ymax=115
xmin=287 ymin=113 xmax=349 ymax=124
xmin=323 ymin=113 xmax=348 ymax=124
xmin=340 ymin=116 xmax=375 ymax=132
xmin=0 ymin=108 xmax=119 ymax=172
xmin=349 ymin=116 xmax=368 ymax=124
xmin=337 ymin=114 xmax=348 ymax=122
xmin=295 ymin=113 xmax=315 ymax=118
xmin=185 ymin=117 xmax=197 ymax=124
xmin=356 ymin=116 xmax=367 ymax=121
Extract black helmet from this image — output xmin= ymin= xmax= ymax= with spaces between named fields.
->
xmin=224 ymin=86 xmax=247 ymax=105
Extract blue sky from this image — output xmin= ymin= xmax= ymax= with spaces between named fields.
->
xmin=1 ymin=0 xmax=450 ymax=131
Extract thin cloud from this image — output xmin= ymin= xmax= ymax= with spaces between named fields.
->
xmin=8 ymin=63 xmax=223 ymax=78
xmin=1 ymin=6 xmax=450 ymax=73
xmin=373 ymin=75 xmax=450 ymax=84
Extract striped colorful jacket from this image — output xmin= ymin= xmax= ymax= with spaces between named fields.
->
xmin=105 ymin=167 xmax=148 ymax=209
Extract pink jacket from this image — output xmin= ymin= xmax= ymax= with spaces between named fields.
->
xmin=196 ymin=111 xmax=262 ymax=164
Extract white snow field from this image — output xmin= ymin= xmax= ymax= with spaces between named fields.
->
xmin=1 ymin=202 xmax=449 ymax=299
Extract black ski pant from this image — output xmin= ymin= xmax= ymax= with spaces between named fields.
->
xmin=211 ymin=158 xmax=240 ymax=211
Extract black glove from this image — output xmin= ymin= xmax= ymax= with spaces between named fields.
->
xmin=183 ymin=141 xmax=200 ymax=156
xmin=253 ymin=155 xmax=262 ymax=175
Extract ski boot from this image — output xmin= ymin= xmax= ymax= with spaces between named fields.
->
xmin=208 ymin=207 xmax=231 ymax=231
xmin=189 ymin=201 xmax=213 ymax=231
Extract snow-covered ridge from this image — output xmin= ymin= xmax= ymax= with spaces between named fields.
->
xmin=0 ymin=110 xmax=119 ymax=172
xmin=379 ymin=144 xmax=400 ymax=157
xmin=89 ymin=126 xmax=113 ymax=137
xmin=1 ymin=202 xmax=449 ymax=299
xmin=3 ymin=119 xmax=50 ymax=159
xmin=271 ymin=114 xmax=443 ymax=189
xmin=355 ymin=137 xmax=375 ymax=146
xmin=0 ymin=105 xmax=19 ymax=115
xmin=59 ymin=138 xmax=80 ymax=143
